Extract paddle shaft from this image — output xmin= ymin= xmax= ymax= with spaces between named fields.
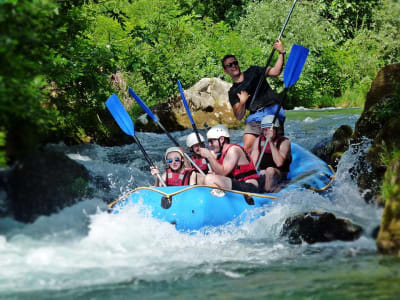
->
xmin=177 ymin=81 xmax=213 ymax=172
xmin=248 ymin=0 xmax=298 ymax=111
xmin=132 ymin=135 xmax=166 ymax=187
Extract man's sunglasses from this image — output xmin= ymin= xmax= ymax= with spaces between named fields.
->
xmin=224 ymin=61 xmax=239 ymax=68
xmin=167 ymin=157 xmax=181 ymax=163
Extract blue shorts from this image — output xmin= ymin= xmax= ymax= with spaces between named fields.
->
xmin=245 ymin=104 xmax=286 ymax=124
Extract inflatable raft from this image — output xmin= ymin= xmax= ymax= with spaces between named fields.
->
xmin=109 ymin=142 xmax=335 ymax=231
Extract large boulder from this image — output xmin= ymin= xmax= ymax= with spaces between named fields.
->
xmin=135 ymin=78 xmax=241 ymax=132
xmin=376 ymin=151 xmax=400 ymax=255
xmin=351 ymin=63 xmax=400 ymax=202
xmin=7 ymin=151 xmax=91 ymax=223
xmin=281 ymin=211 xmax=363 ymax=244
xmin=312 ymin=124 xmax=353 ymax=169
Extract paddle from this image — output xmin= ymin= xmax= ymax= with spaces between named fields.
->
xmin=177 ymin=80 xmax=212 ymax=172
xmin=128 ymin=87 xmax=206 ymax=175
xmin=105 ymin=94 xmax=166 ymax=187
xmin=255 ymin=44 xmax=309 ymax=170
xmin=248 ymin=0 xmax=298 ymax=112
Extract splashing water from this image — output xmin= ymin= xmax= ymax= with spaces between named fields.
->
xmin=1 ymin=109 xmax=397 ymax=300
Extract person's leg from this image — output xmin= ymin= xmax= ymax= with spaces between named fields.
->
xmin=260 ymin=167 xmax=282 ymax=192
xmin=204 ymin=174 xmax=232 ymax=189
xmin=243 ymin=121 xmax=261 ymax=153
xmin=243 ymin=133 xmax=257 ymax=154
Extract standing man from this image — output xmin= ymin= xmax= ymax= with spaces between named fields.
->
xmin=222 ymin=39 xmax=286 ymax=154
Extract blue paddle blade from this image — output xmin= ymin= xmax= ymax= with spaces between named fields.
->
xmin=105 ymin=94 xmax=135 ymax=137
xmin=177 ymin=80 xmax=195 ymax=125
xmin=128 ymin=87 xmax=159 ymax=123
xmin=284 ymin=44 xmax=309 ymax=88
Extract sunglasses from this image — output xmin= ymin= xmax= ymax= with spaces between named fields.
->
xmin=167 ymin=157 xmax=181 ymax=163
xmin=224 ymin=61 xmax=239 ymax=68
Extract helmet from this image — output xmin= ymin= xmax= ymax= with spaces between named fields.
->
xmin=261 ymin=115 xmax=280 ymax=128
xmin=186 ymin=132 xmax=205 ymax=148
xmin=165 ymin=147 xmax=185 ymax=161
xmin=207 ymin=124 xmax=230 ymax=139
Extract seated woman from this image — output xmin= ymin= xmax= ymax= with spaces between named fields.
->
xmin=251 ymin=115 xmax=292 ymax=192
xmin=150 ymin=147 xmax=197 ymax=187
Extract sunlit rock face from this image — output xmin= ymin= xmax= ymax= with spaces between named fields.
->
xmin=135 ymin=77 xmax=242 ymax=132
xmin=351 ymin=63 xmax=400 ymax=203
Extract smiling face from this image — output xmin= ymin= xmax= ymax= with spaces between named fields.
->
xmin=223 ymin=56 xmax=241 ymax=78
xmin=166 ymin=151 xmax=183 ymax=171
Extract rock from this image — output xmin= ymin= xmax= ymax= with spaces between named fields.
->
xmin=311 ymin=124 xmax=353 ymax=169
xmin=351 ymin=62 xmax=400 ymax=202
xmin=135 ymin=77 xmax=241 ymax=132
xmin=281 ymin=211 xmax=363 ymax=244
xmin=7 ymin=151 xmax=91 ymax=223
xmin=376 ymin=152 xmax=400 ymax=255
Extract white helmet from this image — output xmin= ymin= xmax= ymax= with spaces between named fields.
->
xmin=207 ymin=124 xmax=230 ymax=139
xmin=261 ymin=115 xmax=280 ymax=128
xmin=164 ymin=147 xmax=185 ymax=161
xmin=186 ymin=132 xmax=205 ymax=148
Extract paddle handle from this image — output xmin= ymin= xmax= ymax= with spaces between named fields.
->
xmin=248 ymin=0 xmax=298 ymax=112
xmin=133 ymin=136 xmax=166 ymax=187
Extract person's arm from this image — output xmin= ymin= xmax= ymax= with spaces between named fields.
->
xmin=265 ymin=39 xmax=285 ymax=77
xmin=269 ymin=139 xmax=291 ymax=167
xmin=150 ymin=166 xmax=164 ymax=187
xmin=199 ymin=147 xmax=239 ymax=176
xmin=231 ymin=90 xmax=249 ymax=120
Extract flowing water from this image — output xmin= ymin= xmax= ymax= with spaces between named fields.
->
xmin=1 ymin=108 xmax=400 ymax=299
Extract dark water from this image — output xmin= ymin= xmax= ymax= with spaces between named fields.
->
xmin=1 ymin=108 xmax=399 ymax=299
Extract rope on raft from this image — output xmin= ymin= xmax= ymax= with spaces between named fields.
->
xmin=108 ymin=166 xmax=336 ymax=210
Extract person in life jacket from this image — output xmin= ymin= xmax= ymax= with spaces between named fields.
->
xmin=198 ymin=124 xmax=260 ymax=193
xmin=150 ymin=147 xmax=197 ymax=187
xmin=251 ymin=114 xmax=292 ymax=192
xmin=186 ymin=132 xmax=212 ymax=175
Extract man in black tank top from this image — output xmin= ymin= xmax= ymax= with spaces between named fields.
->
xmin=221 ymin=40 xmax=286 ymax=154
xmin=250 ymin=115 xmax=292 ymax=193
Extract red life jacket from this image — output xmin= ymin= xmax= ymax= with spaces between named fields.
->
xmin=258 ymin=136 xmax=292 ymax=173
xmin=217 ymin=143 xmax=259 ymax=182
xmin=166 ymin=168 xmax=194 ymax=186
xmin=191 ymin=155 xmax=209 ymax=174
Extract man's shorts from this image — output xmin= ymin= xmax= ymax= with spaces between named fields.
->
xmin=244 ymin=121 xmax=285 ymax=136
xmin=244 ymin=121 xmax=261 ymax=136
xmin=231 ymin=179 xmax=260 ymax=193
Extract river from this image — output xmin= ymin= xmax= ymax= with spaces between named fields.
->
xmin=1 ymin=108 xmax=399 ymax=299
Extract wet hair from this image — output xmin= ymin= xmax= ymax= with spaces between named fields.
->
xmin=221 ymin=54 xmax=237 ymax=68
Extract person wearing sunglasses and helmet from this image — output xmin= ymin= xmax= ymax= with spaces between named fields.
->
xmin=198 ymin=124 xmax=260 ymax=193
xmin=221 ymin=39 xmax=286 ymax=155
xmin=251 ymin=115 xmax=292 ymax=193
xmin=150 ymin=147 xmax=197 ymax=187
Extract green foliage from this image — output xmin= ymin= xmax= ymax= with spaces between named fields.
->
xmin=316 ymin=0 xmax=381 ymax=40
xmin=1 ymin=0 xmax=400 ymax=164
xmin=0 ymin=130 xmax=5 ymax=167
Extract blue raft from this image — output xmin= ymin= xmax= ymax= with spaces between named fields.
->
xmin=109 ymin=142 xmax=334 ymax=231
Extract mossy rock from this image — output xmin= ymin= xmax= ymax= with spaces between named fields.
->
xmin=376 ymin=154 xmax=400 ymax=255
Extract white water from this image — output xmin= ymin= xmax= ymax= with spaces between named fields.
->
xmin=0 ymin=111 xmax=382 ymax=297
